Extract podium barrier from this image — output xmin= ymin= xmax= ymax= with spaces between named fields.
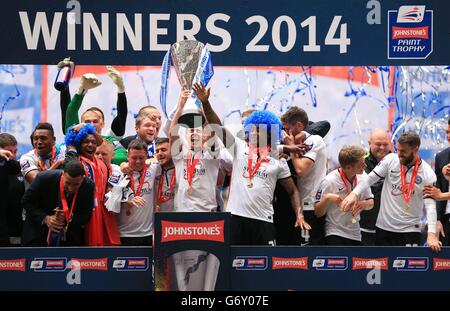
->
xmin=230 ymin=246 xmax=450 ymax=291
xmin=153 ymin=212 xmax=230 ymax=291
xmin=0 ymin=212 xmax=449 ymax=291
xmin=0 ymin=246 xmax=153 ymax=291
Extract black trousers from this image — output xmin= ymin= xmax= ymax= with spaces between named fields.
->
xmin=325 ymin=235 xmax=361 ymax=246
xmin=299 ymin=210 xmax=325 ymax=245
xmin=361 ymin=231 xmax=376 ymax=246
xmin=231 ymin=215 xmax=276 ymax=245
xmin=120 ymin=236 xmax=152 ymax=246
xmin=375 ymin=227 xmax=420 ymax=246
xmin=441 ymin=214 xmax=450 ymax=246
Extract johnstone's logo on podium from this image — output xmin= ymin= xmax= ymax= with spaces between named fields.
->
xmin=388 ymin=5 xmax=433 ymax=59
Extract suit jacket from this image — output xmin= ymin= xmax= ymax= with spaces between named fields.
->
xmin=305 ymin=121 xmax=331 ymax=138
xmin=21 ymin=170 xmax=94 ymax=246
xmin=435 ymin=147 xmax=450 ymax=221
xmin=0 ymin=158 xmax=21 ymax=244
xmin=119 ymin=134 xmax=138 ymax=150
xmin=360 ymin=151 xmax=387 ymax=231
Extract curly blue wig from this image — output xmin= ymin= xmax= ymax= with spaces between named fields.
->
xmin=244 ymin=110 xmax=282 ymax=141
xmin=64 ymin=123 xmax=97 ymax=147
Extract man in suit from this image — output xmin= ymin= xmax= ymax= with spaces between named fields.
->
xmin=0 ymin=133 xmax=23 ymax=247
xmin=21 ymin=160 xmax=94 ymax=246
xmin=0 ymin=134 xmax=21 ymax=247
xmin=423 ymin=120 xmax=450 ymax=246
xmin=360 ymin=128 xmax=392 ymax=245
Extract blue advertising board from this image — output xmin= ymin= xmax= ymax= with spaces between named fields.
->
xmin=0 ymin=247 xmax=153 ymax=291
xmin=1 ymin=245 xmax=449 ymax=290
xmin=230 ymin=246 xmax=450 ymax=291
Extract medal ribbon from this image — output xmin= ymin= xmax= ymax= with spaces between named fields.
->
xmin=80 ymin=156 xmax=102 ymax=185
xmin=127 ymin=164 xmax=148 ymax=215
xmin=246 ymin=145 xmax=270 ymax=182
xmin=400 ymin=157 xmax=420 ymax=206
xmin=339 ymin=168 xmax=359 ymax=223
xmin=157 ymin=169 xmax=176 ymax=204
xmin=339 ymin=168 xmax=357 ymax=194
xmin=35 ymin=146 xmax=56 ymax=171
xmin=130 ymin=165 xmax=148 ymax=197
xmin=80 ymin=156 xmax=106 ymax=208
xmin=186 ymin=151 xmax=201 ymax=189
xmin=59 ymin=174 xmax=79 ymax=224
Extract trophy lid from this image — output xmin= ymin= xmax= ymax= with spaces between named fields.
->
xmin=178 ymin=102 xmax=206 ymax=128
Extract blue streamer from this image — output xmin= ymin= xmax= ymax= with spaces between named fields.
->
xmin=159 ymin=50 xmax=172 ymax=119
xmin=300 ymin=66 xmax=318 ymax=107
xmin=136 ymin=68 xmax=151 ymax=106
xmin=0 ymin=65 xmax=22 ymax=130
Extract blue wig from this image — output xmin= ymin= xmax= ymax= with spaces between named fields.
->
xmin=64 ymin=123 xmax=97 ymax=147
xmin=244 ymin=110 xmax=282 ymax=141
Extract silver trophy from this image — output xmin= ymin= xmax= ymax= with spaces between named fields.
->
xmin=170 ymin=250 xmax=220 ymax=291
xmin=170 ymin=40 xmax=207 ymax=128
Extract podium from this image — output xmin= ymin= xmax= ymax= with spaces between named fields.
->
xmin=153 ymin=212 xmax=231 ymax=291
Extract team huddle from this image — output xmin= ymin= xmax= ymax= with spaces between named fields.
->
xmin=0 ymin=59 xmax=448 ymax=252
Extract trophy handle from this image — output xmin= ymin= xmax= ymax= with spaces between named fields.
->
xmin=171 ymin=250 xmax=209 ymax=291
xmin=203 ymin=253 xmax=220 ymax=291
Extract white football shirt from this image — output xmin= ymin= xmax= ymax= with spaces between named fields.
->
xmin=227 ymin=138 xmax=291 ymax=223
xmin=354 ymin=153 xmax=436 ymax=233
xmin=20 ymin=147 xmax=64 ymax=188
xmin=173 ymin=145 xmax=233 ymax=212
xmin=154 ymin=166 xmax=176 ymax=212
xmin=315 ymin=169 xmax=373 ymax=241
xmin=109 ymin=163 xmax=159 ymax=237
xmin=296 ymin=133 xmax=327 ymax=211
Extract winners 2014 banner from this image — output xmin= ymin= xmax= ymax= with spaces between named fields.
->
xmin=0 ymin=0 xmax=449 ymax=65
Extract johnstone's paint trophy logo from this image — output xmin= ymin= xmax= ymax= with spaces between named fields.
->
xmin=388 ymin=5 xmax=433 ymax=59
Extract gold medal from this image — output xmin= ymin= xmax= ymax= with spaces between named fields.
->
xmin=187 ymin=186 xmax=193 ymax=195
xmin=247 ymin=181 xmax=253 ymax=188
xmin=155 ymin=205 xmax=161 ymax=212
xmin=351 ymin=217 xmax=357 ymax=224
